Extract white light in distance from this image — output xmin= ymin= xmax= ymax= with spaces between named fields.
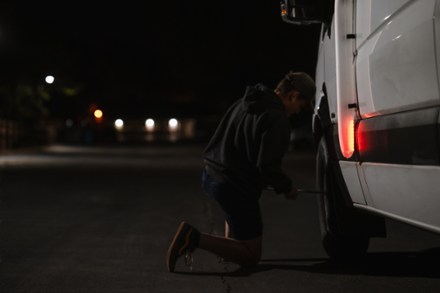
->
xmin=168 ymin=118 xmax=178 ymax=130
xmin=114 ymin=119 xmax=124 ymax=130
xmin=45 ymin=75 xmax=55 ymax=84
xmin=145 ymin=118 xmax=155 ymax=131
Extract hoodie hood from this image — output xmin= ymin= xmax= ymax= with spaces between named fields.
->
xmin=241 ymin=84 xmax=285 ymax=114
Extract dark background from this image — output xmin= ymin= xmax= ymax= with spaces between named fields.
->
xmin=0 ymin=1 xmax=320 ymax=121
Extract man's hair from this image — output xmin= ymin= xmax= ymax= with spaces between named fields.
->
xmin=276 ymin=71 xmax=316 ymax=101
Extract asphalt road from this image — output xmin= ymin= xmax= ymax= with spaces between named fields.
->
xmin=0 ymin=144 xmax=440 ymax=292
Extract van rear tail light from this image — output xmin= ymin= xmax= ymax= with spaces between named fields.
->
xmin=356 ymin=121 xmax=366 ymax=152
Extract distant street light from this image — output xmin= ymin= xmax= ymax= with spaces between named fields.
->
xmin=168 ymin=118 xmax=179 ymax=131
xmin=45 ymin=75 xmax=55 ymax=84
xmin=94 ymin=109 xmax=103 ymax=119
xmin=114 ymin=119 xmax=124 ymax=130
xmin=93 ymin=109 xmax=103 ymax=123
xmin=145 ymin=118 xmax=155 ymax=131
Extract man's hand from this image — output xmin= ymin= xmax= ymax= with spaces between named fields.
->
xmin=284 ymin=188 xmax=298 ymax=200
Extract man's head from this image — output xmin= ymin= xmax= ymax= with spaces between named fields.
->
xmin=275 ymin=71 xmax=316 ymax=115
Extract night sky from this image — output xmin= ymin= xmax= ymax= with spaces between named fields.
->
xmin=0 ymin=1 xmax=320 ymax=120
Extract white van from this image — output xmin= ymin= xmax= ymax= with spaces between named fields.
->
xmin=281 ymin=0 xmax=440 ymax=258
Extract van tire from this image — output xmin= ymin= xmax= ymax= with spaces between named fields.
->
xmin=316 ymin=137 xmax=370 ymax=259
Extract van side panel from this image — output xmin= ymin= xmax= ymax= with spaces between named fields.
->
xmin=356 ymin=0 xmax=439 ymax=117
xmin=357 ymin=107 xmax=440 ymax=165
xmin=353 ymin=0 xmax=440 ymax=232
xmin=356 ymin=0 xmax=412 ymax=46
xmin=360 ymin=163 xmax=440 ymax=233
xmin=339 ymin=161 xmax=366 ymax=204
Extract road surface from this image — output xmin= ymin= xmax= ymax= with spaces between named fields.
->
xmin=0 ymin=144 xmax=439 ymax=292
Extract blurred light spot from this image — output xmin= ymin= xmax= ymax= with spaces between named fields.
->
xmin=145 ymin=118 xmax=155 ymax=131
xmin=45 ymin=75 xmax=55 ymax=84
xmin=62 ymin=87 xmax=78 ymax=96
xmin=114 ymin=119 xmax=124 ymax=130
xmin=94 ymin=109 xmax=103 ymax=119
xmin=168 ymin=118 xmax=179 ymax=131
xmin=66 ymin=119 xmax=74 ymax=128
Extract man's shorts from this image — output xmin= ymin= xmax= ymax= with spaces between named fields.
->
xmin=201 ymin=169 xmax=263 ymax=241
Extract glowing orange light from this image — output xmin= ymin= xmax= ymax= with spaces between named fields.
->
xmin=281 ymin=3 xmax=287 ymax=16
xmin=94 ymin=109 xmax=103 ymax=119
xmin=340 ymin=118 xmax=355 ymax=158
xmin=348 ymin=119 xmax=355 ymax=155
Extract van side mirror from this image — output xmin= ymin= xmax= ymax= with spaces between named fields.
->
xmin=280 ymin=0 xmax=323 ymax=25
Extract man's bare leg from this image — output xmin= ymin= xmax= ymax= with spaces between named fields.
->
xmin=197 ymin=223 xmax=262 ymax=266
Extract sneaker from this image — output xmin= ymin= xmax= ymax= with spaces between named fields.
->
xmin=166 ymin=221 xmax=200 ymax=272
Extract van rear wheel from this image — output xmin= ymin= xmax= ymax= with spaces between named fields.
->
xmin=316 ymin=137 xmax=370 ymax=259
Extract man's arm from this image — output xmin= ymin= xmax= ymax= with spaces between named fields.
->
xmin=256 ymin=114 xmax=293 ymax=194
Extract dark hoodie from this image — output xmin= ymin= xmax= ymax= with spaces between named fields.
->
xmin=204 ymin=84 xmax=292 ymax=197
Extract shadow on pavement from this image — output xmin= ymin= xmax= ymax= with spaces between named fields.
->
xmin=179 ymin=247 xmax=440 ymax=278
